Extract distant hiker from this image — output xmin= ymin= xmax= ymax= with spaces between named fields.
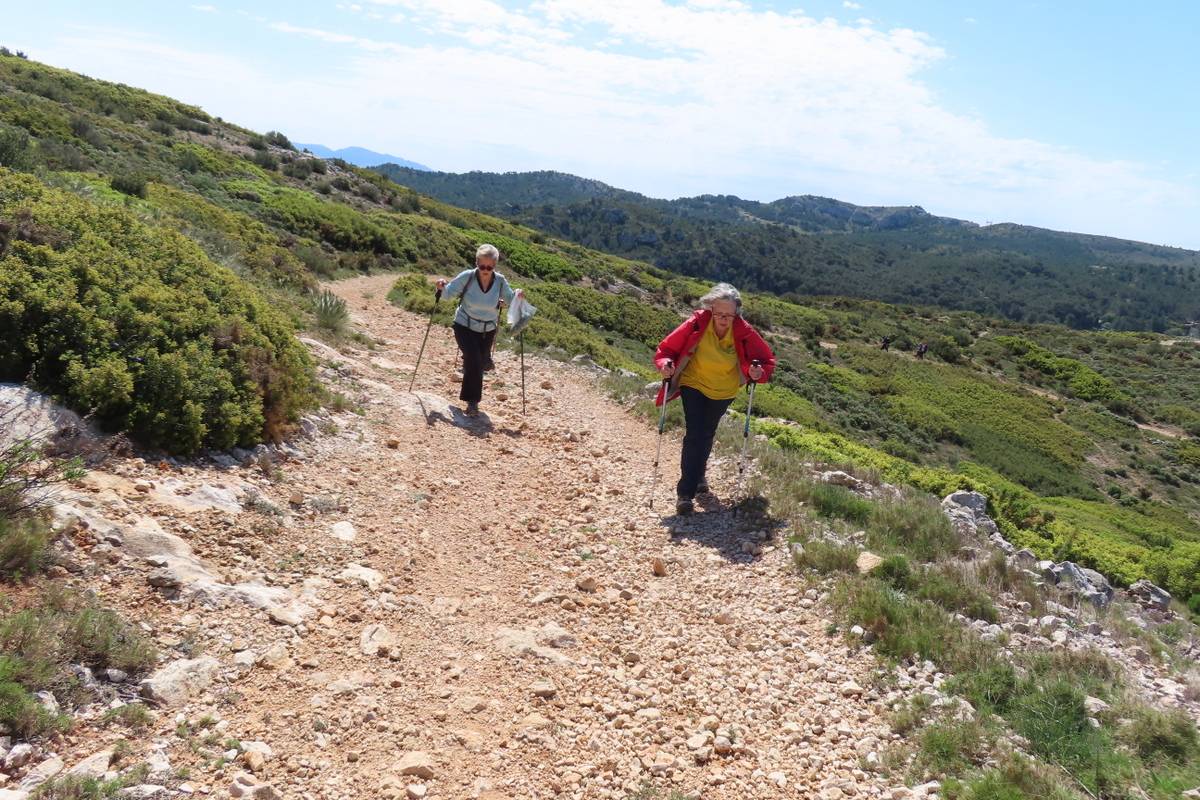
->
xmin=435 ymin=244 xmax=523 ymax=417
xmin=654 ymin=283 xmax=776 ymax=516
xmin=916 ymin=341 xmax=928 ymax=359
xmin=880 ymin=335 xmax=893 ymax=351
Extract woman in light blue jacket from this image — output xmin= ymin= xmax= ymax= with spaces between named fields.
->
xmin=435 ymin=244 xmax=524 ymax=416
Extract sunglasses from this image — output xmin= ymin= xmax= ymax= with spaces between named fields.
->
xmin=477 ymin=263 xmax=495 ymax=271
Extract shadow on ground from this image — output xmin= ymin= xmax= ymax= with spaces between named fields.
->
xmin=661 ymin=494 xmax=786 ymax=563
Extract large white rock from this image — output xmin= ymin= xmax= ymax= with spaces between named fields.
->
xmin=339 ymin=563 xmax=384 ymax=591
xmin=140 ymin=657 xmax=220 ymax=706
xmin=66 ymin=748 xmax=113 ymax=779
xmin=330 ymin=521 xmax=357 ymax=542
xmin=0 ymin=383 xmax=91 ymax=447
xmin=19 ymin=755 xmax=64 ymax=790
xmin=360 ymin=624 xmax=397 ymax=656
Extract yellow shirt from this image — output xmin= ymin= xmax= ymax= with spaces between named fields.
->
xmin=679 ymin=323 xmax=741 ymax=400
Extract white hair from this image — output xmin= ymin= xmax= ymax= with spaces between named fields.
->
xmin=699 ymin=282 xmax=742 ymax=311
xmin=475 ymin=243 xmax=500 ymax=263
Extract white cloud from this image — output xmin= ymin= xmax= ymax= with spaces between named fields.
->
xmin=190 ymin=4 xmax=217 ymax=11
xmin=28 ymin=6 xmax=1200 ymax=247
xmin=843 ymin=1 xmax=862 ymax=8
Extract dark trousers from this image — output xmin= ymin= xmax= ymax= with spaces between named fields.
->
xmin=453 ymin=323 xmax=496 ymax=403
xmin=677 ymin=386 xmax=733 ymax=499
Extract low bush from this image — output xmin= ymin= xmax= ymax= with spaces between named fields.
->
xmin=0 ymin=515 xmax=53 ymax=579
xmin=875 ymin=554 xmax=912 ymax=588
xmin=798 ymin=481 xmax=874 ymax=524
xmin=312 ymin=288 xmax=349 ymax=332
xmin=835 ymin=578 xmax=991 ymax=672
xmin=795 ymin=538 xmax=859 ymax=574
xmin=100 ymin=702 xmax=154 ymax=730
xmin=1007 ymin=679 xmax=1131 ymax=795
xmin=109 ymin=173 xmax=147 ymax=198
xmin=868 ymin=494 xmax=958 ymax=562
xmin=0 ymin=170 xmax=314 ymax=453
xmin=0 ymin=589 xmax=156 ymax=737
xmin=912 ymin=719 xmax=991 ymax=779
xmin=1122 ymin=706 xmax=1199 ymax=764
xmin=943 ymin=754 xmax=1079 ymax=800
xmin=914 ymin=565 xmax=997 ymax=622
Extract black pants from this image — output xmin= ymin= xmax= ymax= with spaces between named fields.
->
xmin=453 ymin=323 xmax=496 ymax=403
xmin=677 ymin=386 xmax=734 ymax=499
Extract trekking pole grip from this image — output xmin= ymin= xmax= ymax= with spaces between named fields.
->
xmin=434 ymin=288 xmax=442 ymax=303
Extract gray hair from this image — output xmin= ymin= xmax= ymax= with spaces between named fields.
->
xmin=475 ymin=243 xmax=500 ymax=263
xmin=699 ymin=282 xmax=742 ymax=311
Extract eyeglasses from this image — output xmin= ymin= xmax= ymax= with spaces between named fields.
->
xmin=477 ymin=263 xmax=495 ymax=271
xmin=712 ymin=312 xmax=736 ymax=320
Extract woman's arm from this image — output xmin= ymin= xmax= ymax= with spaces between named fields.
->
xmin=655 ymin=318 xmax=693 ymax=375
xmin=741 ymin=325 xmax=777 ymax=382
xmin=438 ymin=269 xmax=473 ymax=299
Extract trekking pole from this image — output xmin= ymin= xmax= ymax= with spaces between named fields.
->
xmin=648 ymin=362 xmax=672 ymax=511
xmin=408 ymin=287 xmax=442 ymax=392
xmin=732 ymin=360 xmax=762 ymax=517
xmin=519 ymin=331 xmax=526 ymax=415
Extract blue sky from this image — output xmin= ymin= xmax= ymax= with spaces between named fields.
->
xmin=7 ymin=1 xmax=1199 ymax=248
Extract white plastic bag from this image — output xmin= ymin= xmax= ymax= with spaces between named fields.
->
xmin=507 ymin=293 xmax=537 ymax=336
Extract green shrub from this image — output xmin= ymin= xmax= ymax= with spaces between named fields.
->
xmin=251 ymin=150 xmax=277 ymax=171
xmin=835 ymin=578 xmax=991 ymax=672
xmin=30 ymin=766 xmax=149 ymax=799
xmin=1122 ymin=707 xmax=1199 ymax=764
xmin=868 ymin=495 xmax=958 ymax=562
xmin=1008 ymin=679 xmax=1130 ymax=795
xmin=931 ymin=336 xmax=961 ymax=363
xmin=945 ymin=754 xmax=1079 ymax=800
xmin=795 ymin=538 xmax=859 ymax=574
xmin=801 ymin=481 xmax=873 ymax=524
xmin=914 ymin=565 xmax=998 ymax=621
xmin=312 ymin=288 xmax=349 ymax=332
xmin=913 ymin=719 xmax=990 ymax=777
xmin=109 ymin=173 xmax=147 ymax=198
xmin=889 ymin=693 xmax=932 ymax=734
xmin=875 ymin=554 xmax=912 ymax=588
xmin=0 ymin=170 xmax=314 ymax=453
xmin=0 ymin=124 xmax=31 ymax=169
xmin=0 ymin=662 xmax=65 ymax=738
xmin=264 ymin=130 xmax=294 ymax=150
xmin=0 ymin=592 xmax=156 ymax=735
xmin=100 ymin=702 xmax=153 ymax=730
xmin=0 ymin=515 xmax=52 ymax=579
xmin=946 ymin=663 xmax=1018 ymax=715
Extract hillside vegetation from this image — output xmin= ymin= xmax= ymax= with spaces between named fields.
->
xmin=0 ymin=51 xmax=1197 ymax=605
xmin=375 ymin=166 xmax=1200 ymax=333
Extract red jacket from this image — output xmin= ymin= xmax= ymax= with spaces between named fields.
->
xmin=654 ymin=310 xmax=776 ymax=405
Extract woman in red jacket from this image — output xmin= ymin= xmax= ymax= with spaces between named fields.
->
xmin=654 ymin=283 xmax=776 ymax=515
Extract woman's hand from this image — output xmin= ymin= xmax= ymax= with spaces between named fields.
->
xmin=435 ymin=278 xmax=448 ymax=291
xmin=658 ymin=361 xmax=675 ymax=379
xmin=748 ymin=363 xmax=764 ymax=382
xmin=515 ymin=289 xmax=524 ymax=300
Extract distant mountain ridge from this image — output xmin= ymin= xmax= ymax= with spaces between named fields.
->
xmin=297 ymin=143 xmax=429 ymax=170
xmin=374 ymin=165 xmax=1200 ymax=332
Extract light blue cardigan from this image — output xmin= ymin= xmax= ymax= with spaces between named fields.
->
xmin=444 ymin=268 xmax=515 ymax=332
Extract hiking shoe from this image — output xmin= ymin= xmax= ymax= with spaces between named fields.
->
xmin=697 ymin=478 xmax=710 ymax=494
xmin=465 ymin=401 xmax=479 ymax=417
xmin=483 ymin=357 xmax=495 ymax=372
xmin=676 ymin=497 xmax=694 ymax=516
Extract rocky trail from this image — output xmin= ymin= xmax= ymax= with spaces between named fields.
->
xmin=3 ymin=274 xmax=900 ymax=800
xmin=5 ymin=274 xmax=1198 ymax=800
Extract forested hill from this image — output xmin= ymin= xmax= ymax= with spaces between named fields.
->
xmin=374 ymin=165 xmax=1200 ymax=333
